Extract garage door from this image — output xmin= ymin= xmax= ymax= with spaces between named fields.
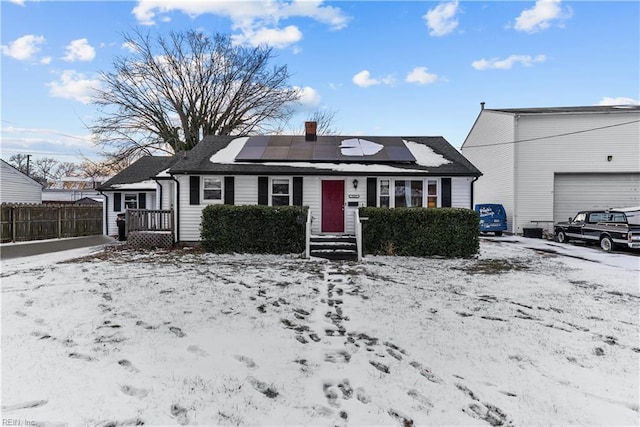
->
xmin=554 ymin=173 xmax=640 ymax=222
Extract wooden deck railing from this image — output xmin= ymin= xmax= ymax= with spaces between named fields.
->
xmin=125 ymin=209 xmax=173 ymax=233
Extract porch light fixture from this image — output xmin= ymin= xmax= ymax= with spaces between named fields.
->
xmin=352 ymin=179 xmax=359 ymax=189
xmin=607 ymin=155 xmax=613 ymax=161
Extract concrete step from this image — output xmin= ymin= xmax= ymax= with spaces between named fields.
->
xmin=309 ymin=235 xmax=358 ymax=261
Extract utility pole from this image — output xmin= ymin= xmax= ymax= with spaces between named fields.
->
xmin=26 ymin=154 xmax=32 ymax=176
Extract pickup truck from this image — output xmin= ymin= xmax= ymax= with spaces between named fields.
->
xmin=554 ymin=210 xmax=640 ymax=252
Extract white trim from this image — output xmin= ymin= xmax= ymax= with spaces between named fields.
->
xmin=202 ymin=176 xmax=224 ymax=204
xmin=269 ymin=177 xmax=292 ymax=206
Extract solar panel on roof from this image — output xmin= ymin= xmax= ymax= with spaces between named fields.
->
xmin=234 ymin=136 xmax=416 ymax=163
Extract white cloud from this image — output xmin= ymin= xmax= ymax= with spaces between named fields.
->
xmin=472 ymin=54 xmax=546 ymax=70
xmin=424 ymin=1 xmax=459 ymax=37
xmin=513 ymin=0 xmax=572 ymax=33
xmin=46 ymin=70 xmax=102 ymax=104
xmin=1 ymin=34 xmax=46 ymax=61
xmin=122 ymin=41 xmax=138 ymax=54
xmin=352 ymin=70 xmax=395 ymax=88
xmin=62 ymin=39 xmax=96 ymax=62
xmin=131 ymin=0 xmax=348 ymax=49
xmin=598 ymin=97 xmax=640 ymax=106
xmin=405 ymin=67 xmax=439 ymax=85
xmin=7 ymin=0 xmax=25 ymax=5
xmin=231 ymin=25 xmax=303 ymax=48
xmin=294 ymin=86 xmax=321 ymax=111
xmin=40 ymin=56 xmax=52 ymax=65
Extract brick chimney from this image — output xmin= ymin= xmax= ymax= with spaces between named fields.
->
xmin=305 ymin=121 xmax=317 ymax=141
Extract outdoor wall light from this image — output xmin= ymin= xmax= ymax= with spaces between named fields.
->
xmin=607 ymin=155 xmax=613 ymax=161
xmin=352 ymin=179 xmax=359 ymax=189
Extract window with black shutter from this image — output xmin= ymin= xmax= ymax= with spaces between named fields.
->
xmin=113 ymin=192 xmax=122 ymax=211
xmin=189 ymin=176 xmax=200 ymax=205
xmin=224 ymin=177 xmax=235 ymax=205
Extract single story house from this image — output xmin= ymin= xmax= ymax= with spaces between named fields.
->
xmin=98 ymin=125 xmax=482 ymax=244
xmin=461 ymin=104 xmax=640 ymax=235
xmin=0 ymin=159 xmax=42 ymax=204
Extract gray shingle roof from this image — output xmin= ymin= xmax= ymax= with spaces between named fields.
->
xmin=487 ymin=105 xmax=640 ymax=115
xmin=169 ymin=135 xmax=481 ymax=177
xmin=97 ymin=156 xmax=179 ymax=191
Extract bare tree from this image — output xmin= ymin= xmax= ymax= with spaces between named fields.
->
xmin=307 ymin=109 xmax=339 ymax=135
xmin=32 ymin=157 xmax=59 ymax=185
xmin=8 ymin=154 xmax=30 ymax=175
xmin=52 ymin=162 xmax=81 ymax=180
xmin=91 ymin=29 xmax=300 ymax=163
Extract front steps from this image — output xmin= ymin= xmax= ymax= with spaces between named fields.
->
xmin=309 ymin=235 xmax=358 ymax=261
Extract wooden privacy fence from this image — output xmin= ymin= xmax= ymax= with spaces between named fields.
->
xmin=1 ymin=204 xmax=103 ymax=243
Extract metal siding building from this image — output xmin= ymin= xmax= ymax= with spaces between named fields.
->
xmin=462 ymin=105 xmax=640 ymax=234
xmin=0 ymin=159 xmax=42 ymax=204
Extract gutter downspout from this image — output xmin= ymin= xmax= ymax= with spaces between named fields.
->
xmin=152 ymin=178 xmax=164 ymax=209
xmin=470 ymin=176 xmax=479 ymax=209
xmin=99 ymin=191 xmax=109 ymax=235
xmin=170 ymin=175 xmax=180 ymax=243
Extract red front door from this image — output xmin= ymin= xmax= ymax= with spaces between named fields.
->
xmin=322 ymin=180 xmax=345 ymax=233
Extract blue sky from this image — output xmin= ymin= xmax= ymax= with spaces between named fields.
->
xmin=1 ymin=0 xmax=639 ymax=165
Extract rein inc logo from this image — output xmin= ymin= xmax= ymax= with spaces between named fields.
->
xmin=2 ymin=420 xmax=36 ymax=426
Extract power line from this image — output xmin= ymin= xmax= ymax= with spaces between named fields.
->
xmin=462 ymin=119 xmax=640 ymax=149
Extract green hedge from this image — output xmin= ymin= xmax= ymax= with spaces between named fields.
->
xmin=201 ymin=205 xmax=308 ymax=254
xmin=359 ymin=207 xmax=479 ymax=258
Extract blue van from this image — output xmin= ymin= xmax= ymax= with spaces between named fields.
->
xmin=475 ymin=204 xmax=507 ymax=236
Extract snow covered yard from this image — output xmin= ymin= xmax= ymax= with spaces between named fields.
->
xmin=1 ymin=238 xmax=639 ymax=426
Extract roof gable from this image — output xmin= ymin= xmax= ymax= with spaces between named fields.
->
xmin=0 ymin=159 xmax=43 ymax=188
xmin=97 ymin=155 xmax=180 ymax=191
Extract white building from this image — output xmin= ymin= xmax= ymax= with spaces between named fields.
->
xmin=461 ymin=104 xmax=640 ymax=234
xmin=0 ymin=159 xmax=42 ymax=204
xmin=99 ymin=131 xmax=482 ymax=243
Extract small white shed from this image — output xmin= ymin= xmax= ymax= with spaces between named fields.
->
xmin=0 ymin=159 xmax=43 ymax=204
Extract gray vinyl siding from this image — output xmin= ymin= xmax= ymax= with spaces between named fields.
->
xmin=514 ymin=112 xmax=640 ymax=233
xmin=0 ymin=163 xmax=42 ymax=204
xmin=451 ymin=176 xmax=473 ymax=208
xmin=176 ymin=175 xmax=204 ymax=242
xmin=462 ymin=111 xmax=516 ymax=231
xmin=176 ymin=173 xmax=476 ymax=240
xmin=102 ymin=189 xmax=157 ymax=236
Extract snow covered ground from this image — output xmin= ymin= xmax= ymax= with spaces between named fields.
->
xmin=1 ymin=237 xmax=639 ymax=426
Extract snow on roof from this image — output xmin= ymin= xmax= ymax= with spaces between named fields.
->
xmin=209 ymin=137 xmax=450 ymax=173
xmin=110 ymin=180 xmax=157 ymax=190
xmin=402 ymin=139 xmax=451 ymax=167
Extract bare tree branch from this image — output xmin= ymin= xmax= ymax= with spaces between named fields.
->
xmin=91 ymin=29 xmax=300 ymax=162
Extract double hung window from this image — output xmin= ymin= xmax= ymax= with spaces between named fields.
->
xmin=272 ymin=179 xmax=290 ymax=206
xmin=203 ymin=178 xmax=222 ymax=201
xmin=394 ymin=180 xmax=423 ymax=208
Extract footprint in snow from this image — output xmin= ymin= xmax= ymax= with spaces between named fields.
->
xmin=120 ymin=385 xmax=148 ymax=398
xmin=1 ymin=400 xmax=48 ymax=412
xmin=118 ymin=359 xmax=140 ymax=373
xmin=169 ymin=326 xmax=186 ymax=337
xmin=68 ymin=352 xmax=96 ymax=362
xmin=171 ymin=403 xmax=189 ymax=426
xmin=187 ymin=345 xmax=209 ymax=357
xmin=234 ymin=354 xmax=257 ymax=368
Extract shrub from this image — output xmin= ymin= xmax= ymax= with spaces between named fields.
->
xmin=359 ymin=207 xmax=479 ymax=258
xmin=201 ymin=205 xmax=308 ymax=254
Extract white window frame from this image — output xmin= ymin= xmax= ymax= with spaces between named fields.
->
xmin=124 ymin=193 xmax=138 ymax=210
xmin=377 ymin=178 xmax=440 ymax=208
xmin=426 ymin=178 xmax=439 ymax=208
xmin=270 ymin=177 xmax=291 ymax=206
xmin=202 ymin=176 xmax=223 ymax=204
